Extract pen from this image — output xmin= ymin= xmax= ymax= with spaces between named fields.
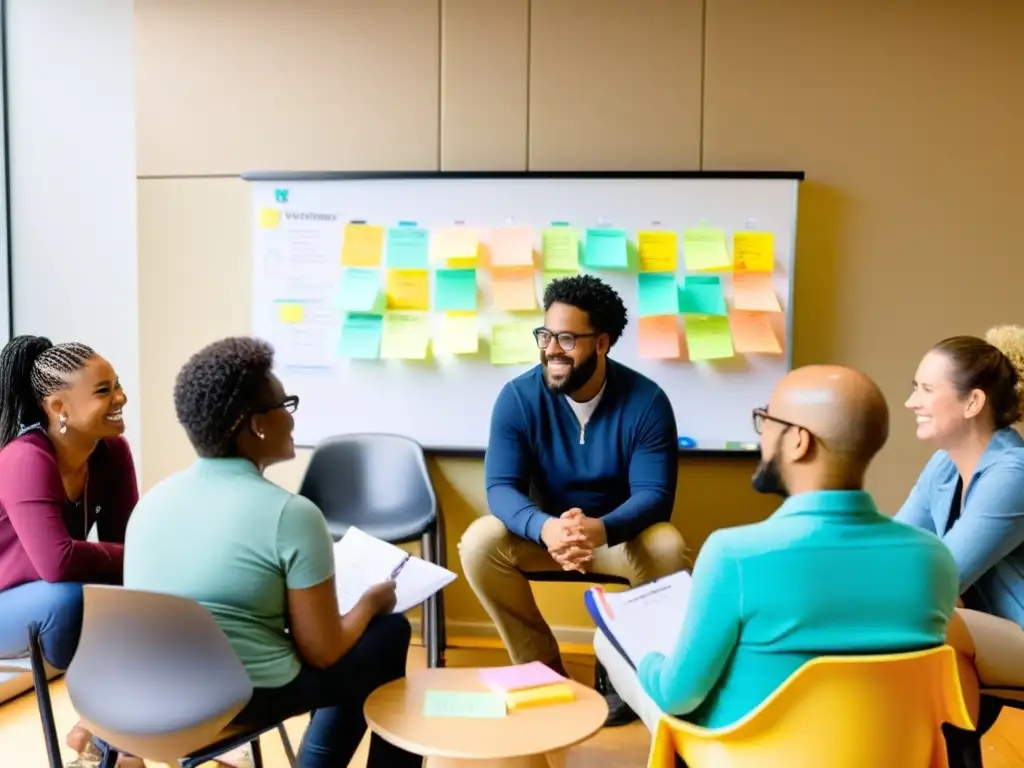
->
xmin=390 ymin=553 xmax=411 ymax=580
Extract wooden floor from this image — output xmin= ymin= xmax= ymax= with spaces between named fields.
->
xmin=2 ymin=640 xmax=1022 ymax=767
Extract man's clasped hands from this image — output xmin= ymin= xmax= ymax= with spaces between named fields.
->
xmin=541 ymin=508 xmax=606 ymax=572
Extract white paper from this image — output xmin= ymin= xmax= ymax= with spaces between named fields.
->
xmin=332 ymin=526 xmax=457 ymax=615
xmin=596 ymin=570 xmax=691 ymax=667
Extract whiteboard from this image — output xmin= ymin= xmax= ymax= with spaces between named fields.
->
xmin=244 ymin=172 xmax=801 ymax=453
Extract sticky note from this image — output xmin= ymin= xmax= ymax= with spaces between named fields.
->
xmin=638 ymin=231 xmax=678 ymax=272
xmin=386 ymin=226 xmax=429 ymax=269
xmin=276 ymin=302 xmax=304 ymax=323
xmin=380 ymin=312 xmax=430 ymax=360
xmin=541 ymin=227 xmax=579 ymax=271
xmin=478 ymin=662 xmax=565 ymax=693
xmin=334 ymin=268 xmax=382 ymax=314
xmin=337 ymin=313 xmax=382 ymax=359
xmin=638 ymin=316 xmax=681 ymax=359
xmin=341 ymin=224 xmax=385 ymax=267
xmin=422 ymin=690 xmax=506 ymax=719
xmin=506 ymin=683 xmax=576 ymax=711
xmin=434 ymin=269 xmax=478 ymax=312
xmin=733 ymin=232 xmax=774 ymax=272
xmin=679 ymin=275 xmax=727 ymax=316
xmin=637 ymin=273 xmax=680 ymax=316
xmin=685 ymin=315 xmax=735 ymax=360
xmin=682 ymin=227 xmax=731 ymax=271
xmin=732 ymin=273 xmax=781 ymax=312
xmin=490 ymin=227 xmax=534 ymax=267
xmin=385 ymin=269 xmax=429 ymax=310
xmin=541 ymin=270 xmax=576 ymax=293
xmin=491 ymin=322 xmax=538 ymax=365
xmin=435 ymin=312 xmax=479 ymax=355
xmin=259 ymin=208 xmax=280 ymax=229
xmin=431 ymin=227 xmax=479 ymax=263
xmin=584 ymin=228 xmax=629 ymax=269
xmin=492 ymin=267 xmax=537 ymax=311
xmin=730 ymin=310 xmax=783 ymax=354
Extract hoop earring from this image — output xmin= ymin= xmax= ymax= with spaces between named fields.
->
xmin=58 ymin=414 xmax=68 ymax=436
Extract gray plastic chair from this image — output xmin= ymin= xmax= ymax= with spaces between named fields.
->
xmin=298 ymin=433 xmax=447 ymax=667
xmin=65 ymin=585 xmax=297 ymax=768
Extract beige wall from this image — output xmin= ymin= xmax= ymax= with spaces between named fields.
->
xmin=135 ymin=0 xmax=1024 ymax=637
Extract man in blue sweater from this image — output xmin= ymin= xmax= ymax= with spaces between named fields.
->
xmin=459 ymin=275 xmax=688 ymax=726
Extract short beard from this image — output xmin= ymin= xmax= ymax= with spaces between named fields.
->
xmin=543 ymin=349 xmax=599 ymax=395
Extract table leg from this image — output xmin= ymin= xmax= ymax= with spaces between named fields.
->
xmin=426 ymin=748 xmax=567 ymax=767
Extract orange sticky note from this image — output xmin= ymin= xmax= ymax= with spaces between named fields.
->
xmin=492 ymin=267 xmax=537 ymax=311
xmin=732 ymin=273 xmax=781 ymax=312
xmin=431 ymin=227 xmax=479 ymax=263
xmin=638 ymin=316 xmax=681 ymax=359
xmin=385 ymin=268 xmax=429 ymax=310
xmin=490 ymin=227 xmax=534 ymax=267
xmin=732 ymin=232 xmax=774 ymax=272
xmin=730 ymin=311 xmax=783 ymax=354
xmin=342 ymin=224 xmax=385 ymax=266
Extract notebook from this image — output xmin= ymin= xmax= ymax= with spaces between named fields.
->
xmin=478 ymin=661 xmax=565 ymax=693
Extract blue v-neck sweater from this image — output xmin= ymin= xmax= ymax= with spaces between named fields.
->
xmin=484 ymin=359 xmax=678 ymax=547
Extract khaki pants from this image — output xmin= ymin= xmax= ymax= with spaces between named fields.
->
xmin=947 ymin=608 xmax=1024 ymax=719
xmin=459 ymin=515 xmax=688 ymax=667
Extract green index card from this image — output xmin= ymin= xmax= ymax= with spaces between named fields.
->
xmin=434 ymin=268 xmax=478 ymax=311
xmin=637 ymin=273 xmax=680 ymax=316
xmin=422 ymin=690 xmax=507 ymax=719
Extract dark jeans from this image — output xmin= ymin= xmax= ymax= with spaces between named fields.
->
xmin=0 ymin=580 xmax=84 ymax=669
xmin=233 ymin=613 xmax=421 ymax=768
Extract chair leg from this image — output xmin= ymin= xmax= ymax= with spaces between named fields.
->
xmin=28 ymin=623 xmax=62 ymax=768
xmin=278 ymin=723 xmax=298 ymax=768
xmin=250 ymin=738 xmax=264 ymax=768
xmin=421 ymin=526 xmax=446 ymax=668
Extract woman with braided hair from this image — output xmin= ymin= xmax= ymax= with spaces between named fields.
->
xmin=0 ymin=334 xmax=140 ymax=766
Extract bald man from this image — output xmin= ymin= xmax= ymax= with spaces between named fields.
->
xmin=593 ymin=365 xmax=960 ymax=734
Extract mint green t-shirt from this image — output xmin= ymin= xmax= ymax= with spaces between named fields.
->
xmin=123 ymin=458 xmax=335 ymax=688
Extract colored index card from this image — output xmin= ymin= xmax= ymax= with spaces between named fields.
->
xmin=583 ymin=228 xmax=629 ymax=269
xmin=385 ymin=269 xmax=429 ymax=310
xmin=334 ymin=268 xmax=382 ymax=313
xmin=337 ymin=313 xmax=382 ymax=359
xmin=492 ymin=267 xmax=538 ymax=311
xmin=380 ymin=312 xmax=430 ymax=360
xmin=490 ymin=227 xmax=534 ymax=267
xmin=730 ymin=310 xmax=783 ymax=354
xmin=682 ymin=227 xmax=731 ymax=271
xmin=638 ymin=316 xmax=681 ymax=359
xmin=733 ymin=232 xmax=774 ymax=272
xmin=638 ymin=231 xmax=678 ymax=272
xmin=435 ymin=312 xmax=479 ymax=355
xmin=431 ymin=227 xmax=479 ymax=262
xmin=276 ymin=302 xmax=304 ymax=323
xmin=422 ymin=690 xmax=506 ymax=719
xmin=679 ymin=275 xmax=727 ymax=316
xmin=732 ymin=273 xmax=781 ymax=312
xmin=386 ymin=226 xmax=429 ymax=268
xmin=637 ymin=273 xmax=680 ymax=316
xmin=259 ymin=208 xmax=280 ymax=229
xmin=491 ymin=322 xmax=538 ymax=365
xmin=341 ymin=224 xmax=384 ymax=267
xmin=478 ymin=662 xmax=565 ymax=693
xmin=685 ymin=315 xmax=735 ymax=360
xmin=435 ymin=269 xmax=478 ymax=312
xmin=542 ymin=227 xmax=579 ymax=271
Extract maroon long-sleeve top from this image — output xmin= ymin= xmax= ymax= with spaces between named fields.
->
xmin=0 ymin=429 xmax=138 ymax=591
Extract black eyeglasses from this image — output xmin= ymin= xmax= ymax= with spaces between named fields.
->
xmin=257 ymin=395 xmax=299 ymax=415
xmin=752 ymin=406 xmax=824 ymax=446
xmin=533 ymin=328 xmax=597 ymax=352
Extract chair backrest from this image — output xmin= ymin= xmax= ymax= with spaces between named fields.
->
xmin=298 ymin=433 xmax=436 ymax=539
xmin=648 ymin=645 xmax=973 ymax=768
xmin=65 ymin=585 xmax=253 ymax=764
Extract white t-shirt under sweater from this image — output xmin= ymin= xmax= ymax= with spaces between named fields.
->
xmin=565 ymin=381 xmax=606 ymax=443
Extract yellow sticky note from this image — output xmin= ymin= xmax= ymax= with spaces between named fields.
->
xmin=682 ymin=227 xmax=732 ymax=271
xmin=685 ymin=315 xmax=735 ymax=360
xmin=541 ymin=227 xmax=579 ymax=271
xmin=276 ymin=302 xmax=304 ymax=323
xmin=638 ymin=231 xmax=678 ymax=272
xmin=732 ymin=273 xmax=781 ymax=312
xmin=259 ymin=208 xmax=280 ymax=229
xmin=380 ymin=312 xmax=430 ymax=360
xmin=732 ymin=232 xmax=774 ymax=272
xmin=491 ymin=321 xmax=539 ymax=365
xmin=385 ymin=269 xmax=430 ymax=310
xmin=342 ymin=224 xmax=385 ymax=267
xmin=435 ymin=312 xmax=479 ymax=355
xmin=492 ymin=267 xmax=538 ymax=311
xmin=490 ymin=227 xmax=535 ymax=267
xmin=730 ymin=310 xmax=783 ymax=354
xmin=431 ymin=227 xmax=479 ymax=263
xmin=638 ymin=315 xmax=681 ymax=359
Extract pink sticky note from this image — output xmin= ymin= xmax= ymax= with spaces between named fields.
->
xmin=478 ymin=661 xmax=565 ymax=693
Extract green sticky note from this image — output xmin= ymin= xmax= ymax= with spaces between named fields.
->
xmin=542 ymin=227 xmax=579 ymax=271
xmin=685 ymin=315 xmax=735 ymax=360
xmin=491 ymin=321 xmax=538 ymax=365
xmin=682 ymin=227 xmax=731 ymax=271
xmin=434 ymin=268 xmax=478 ymax=311
xmin=334 ymin=268 xmax=383 ymax=314
xmin=583 ymin=228 xmax=628 ymax=269
xmin=380 ymin=312 xmax=430 ymax=360
xmin=386 ymin=225 xmax=429 ymax=269
xmin=679 ymin=275 xmax=727 ymax=316
xmin=637 ymin=273 xmax=680 ymax=316
xmin=423 ymin=690 xmax=507 ymax=719
xmin=337 ymin=313 xmax=383 ymax=359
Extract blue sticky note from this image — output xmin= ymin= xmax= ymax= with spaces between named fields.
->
xmin=337 ymin=313 xmax=383 ymax=359
xmin=637 ymin=273 xmax=680 ymax=316
xmin=434 ymin=269 xmax=478 ymax=312
xmin=583 ymin=228 xmax=628 ymax=269
xmin=334 ymin=268 xmax=382 ymax=313
xmin=386 ymin=226 xmax=429 ymax=269
xmin=679 ymin=275 xmax=727 ymax=316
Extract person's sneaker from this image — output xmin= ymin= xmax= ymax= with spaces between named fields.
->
xmin=594 ymin=659 xmax=639 ymax=727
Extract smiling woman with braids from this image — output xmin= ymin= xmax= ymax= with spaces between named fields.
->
xmin=0 ymin=335 xmax=140 ymax=766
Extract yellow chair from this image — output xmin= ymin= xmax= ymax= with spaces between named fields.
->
xmin=648 ymin=645 xmax=974 ymax=768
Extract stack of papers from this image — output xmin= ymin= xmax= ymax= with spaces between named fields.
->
xmin=478 ymin=662 xmax=576 ymax=711
xmin=332 ymin=526 xmax=457 ymax=614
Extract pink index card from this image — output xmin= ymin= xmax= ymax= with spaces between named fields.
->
xmin=478 ymin=661 xmax=565 ymax=693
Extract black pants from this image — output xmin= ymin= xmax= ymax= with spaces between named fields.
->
xmin=233 ymin=614 xmax=422 ymax=768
